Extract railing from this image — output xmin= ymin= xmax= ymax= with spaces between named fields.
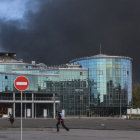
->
xmin=0 ymin=97 xmax=59 ymax=101
xmin=0 ymin=97 xmax=13 ymax=100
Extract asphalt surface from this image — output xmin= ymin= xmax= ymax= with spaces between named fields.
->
xmin=0 ymin=129 xmax=140 ymax=140
xmin=0 ymin=118 xmax=140 ymax=131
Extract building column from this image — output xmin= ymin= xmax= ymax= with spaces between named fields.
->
xmin=53 ymin=94 xmax=56 ymax=119
xmin=34 ymin=94 xmax=36 ymax=119
xmin=25 ymin=104 xmax=26 ymax=119
xmin=24 ymin=93 xmax=26 ymax=119
xmin=32 ymin=93 xmax=34 ymax=118
xmin=53 ymin=103 xmax=55 ymax=119
xmin=13 ymin=103 xmax=15 ymax=118
xmin=13 ymin=92 xmax=15 ymax=118
xmin=35 ymin=103 xmax=36 ymax=119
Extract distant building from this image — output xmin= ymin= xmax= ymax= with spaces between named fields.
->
xmin=0 ymin=52 xmax=132 ymax=118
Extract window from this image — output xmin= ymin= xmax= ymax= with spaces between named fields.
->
xmin=99 ymin=70 xmax=103 ymax=75
xmin=80 ymin=72 xmax=83 ymax=76
xmin=5 ymin=86 xmax=8 ymax=91
xmin=5 ymin=76 xmax=8 ymax=79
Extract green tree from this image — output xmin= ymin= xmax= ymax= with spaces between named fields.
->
xmin=132 ymin=84 xmax=140 ymax=108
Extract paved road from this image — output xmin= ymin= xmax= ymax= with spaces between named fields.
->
xmin=0 ymin=118 xmax=140 ymax=131
xmin=0 ymin=128 xmax=140 ymax=140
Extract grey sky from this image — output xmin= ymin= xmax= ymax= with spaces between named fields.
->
xmin=0 ymin=0 xmax=40 ymax=20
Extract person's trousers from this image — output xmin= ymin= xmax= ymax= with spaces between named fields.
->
xmin=56 ymin=120 xmax=69 ymax=131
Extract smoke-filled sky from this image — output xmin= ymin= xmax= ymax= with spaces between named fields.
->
xmin=0 ymin=0 xmax=140 ymax=84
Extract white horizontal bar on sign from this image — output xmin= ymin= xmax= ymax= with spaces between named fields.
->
xmin=16 ymin=82 xmax=27 ymax=85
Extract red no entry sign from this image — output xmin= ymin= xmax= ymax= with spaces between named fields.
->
xmin=14 ymin=76 xmax=29 ymax=91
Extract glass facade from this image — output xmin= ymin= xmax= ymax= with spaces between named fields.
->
xmin=0 ymin=70 xmax=89 ymax=116
xmin=0 ymin=53 xmax=132 ymax=117
xmin=71 ymin=54 xmax=132 ymax=116
xmin=0 ymin=53 xmax=89 ymax=117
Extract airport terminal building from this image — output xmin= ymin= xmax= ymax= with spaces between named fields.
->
xmin=0 ymin=53 xmax=132 ymax=118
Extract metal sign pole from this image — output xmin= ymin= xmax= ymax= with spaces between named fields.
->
xmin=14 ymin=76 xmax=29 ymax=140
xmin=21 ymin=91 xmax=22 ymax=140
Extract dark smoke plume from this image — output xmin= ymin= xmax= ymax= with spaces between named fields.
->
xmin=0 ymin=0 xmax=140 ymax=83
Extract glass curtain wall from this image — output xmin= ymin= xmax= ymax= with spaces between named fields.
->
xmin=72 ymin=57 xmax=132 ymax=109
xmin=0 ymin=67 xmax=89 ymax=116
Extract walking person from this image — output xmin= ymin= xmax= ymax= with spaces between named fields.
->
xmin=56 ymin=110 xmax=69 ymax=132
xmin=8 ymin=113 xmax=14 ymax=127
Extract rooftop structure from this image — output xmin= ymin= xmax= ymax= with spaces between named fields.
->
xmin=70 ymin=54 xmax=132 ymax=63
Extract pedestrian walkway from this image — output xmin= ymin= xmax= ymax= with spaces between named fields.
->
xmin=0 ymin=129 xmax=140 ymax=140
xmin=0 ymin=118 xmax=140 ymax=131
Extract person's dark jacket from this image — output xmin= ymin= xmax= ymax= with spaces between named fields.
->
xmin=57 ymin=112 xmax=62 ymax=121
